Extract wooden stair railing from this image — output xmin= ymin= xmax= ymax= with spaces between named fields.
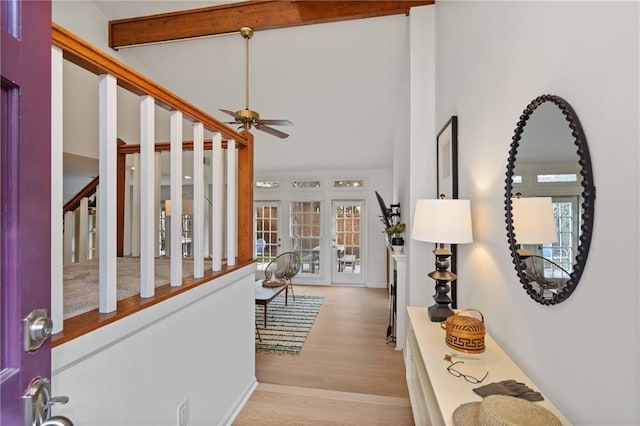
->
xmin=63 ymin=175 xmax=99 ymax=215
xmin=52 ymin=23 xmax=255 ymax=344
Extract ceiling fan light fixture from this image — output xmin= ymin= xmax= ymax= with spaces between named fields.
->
xmin=219 ymin=27 xmax=292 ymax=139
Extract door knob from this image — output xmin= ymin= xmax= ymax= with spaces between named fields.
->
xmin=41 ymin=416 xmax=73 ymax=426
xmin=23 ymin=377 xmax=73 ymax=426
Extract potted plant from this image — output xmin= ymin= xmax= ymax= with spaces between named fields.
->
xmin=385 ymin=222 xmax=406 ymax=252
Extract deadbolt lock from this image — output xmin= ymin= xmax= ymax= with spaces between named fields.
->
xmin=23 ymin=309 xmax=53 ymax=352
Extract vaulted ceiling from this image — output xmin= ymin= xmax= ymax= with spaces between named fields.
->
xmin=80 ymin=1 xmax=433 ymax=173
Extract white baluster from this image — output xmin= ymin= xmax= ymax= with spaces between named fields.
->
xmin=193 ymin=122 xmax=204 ymax=278
xmin=211 ymin=133 xmax=223 ymax=271
xmin=98 ymin=74 xmax=117 ymax=313
xmin=170 ymin=111 xmax=183 ymax=286
xmin=140 ymin=95 xmax=155 ymax=297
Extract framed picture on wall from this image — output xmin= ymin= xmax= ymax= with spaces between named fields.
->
xmin=437 ymin=116 xmax=458 ymax=199
xmin=436 ymin=116 xmax=459 ymax=306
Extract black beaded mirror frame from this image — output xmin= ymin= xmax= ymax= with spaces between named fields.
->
xmin=505 ymin=94 xmax=596 ymax=304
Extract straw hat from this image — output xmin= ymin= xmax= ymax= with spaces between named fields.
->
xmin=452 ymin=395 xmax=562 ymax=426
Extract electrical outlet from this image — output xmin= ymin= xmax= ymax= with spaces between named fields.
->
xmin=177 ymin=398 xmax=189 ymax=426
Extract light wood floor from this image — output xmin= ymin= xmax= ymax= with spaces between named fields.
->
xmin=234 ymin=285 xmax=414 ymax=425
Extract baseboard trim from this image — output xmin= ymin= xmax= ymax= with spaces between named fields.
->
xmin=221 ymin=377 xmax=258 ymax=426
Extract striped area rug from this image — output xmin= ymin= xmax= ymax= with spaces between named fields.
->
xmin=255 ymin=295 xmax=324 ymax=355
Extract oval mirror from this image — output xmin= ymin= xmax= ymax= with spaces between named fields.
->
xmin=505 ymin=94 xmax=595 ymax=304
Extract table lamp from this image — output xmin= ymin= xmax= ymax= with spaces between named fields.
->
xmin=511 ymin=196 xmax=568 ymax=289
xmin=412 ymin=198 xmax=473 ymax=322
xmin=511 ymin=196 xmax=557 ymax=258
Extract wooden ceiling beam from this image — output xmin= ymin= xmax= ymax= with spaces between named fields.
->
xmin=109 ymin=0 xmax=433 ymax=49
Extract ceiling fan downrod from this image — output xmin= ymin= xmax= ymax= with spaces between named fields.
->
xmin=219 ymin=26 xmax=292 ymax=138
xmin=241 ymin=27 xmax=253 ymax=112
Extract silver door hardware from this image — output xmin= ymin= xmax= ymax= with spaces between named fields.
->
xmin=41 ymin=417 xmax=73 ymax=426
xmin=23 ymin=309 xmax=53 ymax=352
xmin=22 ymin=377 xmax=73 ymax=426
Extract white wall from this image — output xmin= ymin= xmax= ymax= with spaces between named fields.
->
xmin=406 ymin=6 xmax=437 ymax=307
xmin=52 ymin=266 xmax=256 ymax=425
xmin=436 ymin=2 xmax=639 ymax=424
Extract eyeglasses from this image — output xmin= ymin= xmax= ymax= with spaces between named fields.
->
xmin=446 ymin=361 xmax=488 ymax=384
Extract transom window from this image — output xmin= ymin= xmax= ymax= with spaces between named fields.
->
xmin=255 ymin=180 xmax=280 ymax=189
xmin=333 ymin=179 xmax=364 ymax=188
xmin=292 ymin=180 xmax=321 ymax=189
xmin=537 ymin=174 xmax=578 ymax=183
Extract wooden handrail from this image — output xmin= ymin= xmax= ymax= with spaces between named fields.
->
xmin=118 ymin=139 xmax=236 ymax=155
xmin=63 ymin=176 xmax=99 ymax=214
xmin=51 ymin=23 xmax=248 ymax=147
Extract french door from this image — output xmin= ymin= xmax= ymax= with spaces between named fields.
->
xmin=331 ymin=200 xmax=364 ymax=285
xmin=255 ymin=201 xmax=281 ymax=271
xmin=1 ymin=1 xmax=59 ymax=424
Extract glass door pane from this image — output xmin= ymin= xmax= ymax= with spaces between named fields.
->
xmin=543 ymin=196 xmax=579 ymax=278
xmin=290 ymin=201 xmax=321 ymax=276
xmin=255 ymin=202 xmax=280 ymax=271
xmin=332 ymin=200 xmax=364 ymax=285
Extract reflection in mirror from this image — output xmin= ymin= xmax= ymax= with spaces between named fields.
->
xmin=505 ymin=95 xmax=595 ymax=305
xmin=512 ymin=195 xmax=571 ymax=298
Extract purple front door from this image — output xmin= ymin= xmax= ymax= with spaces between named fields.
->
xmin=1 ymin=1 xmax=53 ymax=425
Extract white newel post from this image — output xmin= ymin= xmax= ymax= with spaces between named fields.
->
xmin=63 ymin=211 xmax=73 ymax=266
xmin=94 ymin=191 xmax=99 ymax=260
xmin=170 ymin=111 xmax=183 ymax=286
xmin=226 ymin=139 xmax=237 ymax=266
xmin=204 ymin=184 xmax=211 ymax=258
xmin=123 ymin=162 xmax=132 ymax=256
xmin=98 ymin=74 xmax=117 ymax=313
xmin=78 ymin=197 xmax=89 ymax=263
xmin=51 ymin=45 xmax=64 ymax=333
xmin=154 ymin=152 xmax=162 ymax=257
xmin=140 ymin=95 xmax=155 ymax=297
xmin=211 ymin=133 xmax=223 ymax=271
xmin=131 ymin=153 xmax=141 ymax=257
xmin=193 ymin=122 xmax=204 ymax=278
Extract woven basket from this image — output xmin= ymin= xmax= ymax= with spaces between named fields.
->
xmin=441 ymin=309 xmax=485 ymax=354
xmin=262 ymin=279 xmax=286 ymax=288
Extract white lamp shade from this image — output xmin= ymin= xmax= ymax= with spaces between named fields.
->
xmin=511 ymin=197 xmax=557 ymax=244
xmin=411 ymin=199 xmax=473 ymax=244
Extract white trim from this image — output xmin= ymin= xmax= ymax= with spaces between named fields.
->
xmin=211 ymin=133 xmax=223 ymax=271
xmin=123 ymin=162 xmax=132 ymax=255
xmin=140 ymin=95 xmax=155 ymax=297
xmin=78 ymin=197 xmax=89 ymax=263
xmin=220 ymin=379 xmax=258 ymax=426
xmin=226 ymin=139 xmax=237 ymax=266
xmin=63 ymin=211 xmax=74 ymax=265
xmin=98 ymin=74 xmax=118 ymax=313
xmin=51 ymin=46 xmax=64 ymax=334
xmin=170 ymin=110 xmax=183 ymax=286
xmin=193 ymin=122 xmax=204 ymax=278
xmin=154 ymin=152 xmax=162 ymax=257
xmin=131 ymin=153 xmax=141 ymax=256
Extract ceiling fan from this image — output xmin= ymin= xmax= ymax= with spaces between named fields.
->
xmin=220 ymin=27 xmax=293 ymax=139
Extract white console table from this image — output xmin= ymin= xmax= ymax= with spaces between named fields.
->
xmin=405 ymin=306 xmax=570 ymax=425
xmin=391 ymin=253 xmax=407 ymax=350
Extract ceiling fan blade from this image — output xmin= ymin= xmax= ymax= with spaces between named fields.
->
xmin=255 ymin=123 xmax=290 ymax=139
xmin=258 ymin=119 xmax=293 ymax=126
xmin=219 ymin=109 xmax=243 ymax=120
